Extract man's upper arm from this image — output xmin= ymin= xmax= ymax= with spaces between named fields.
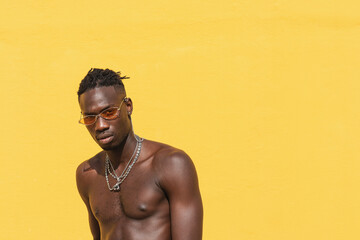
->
xmin=157 ymin=150 xmax=203 ymax=240
xmin=76 ymin=162 xmax=101 ymax=240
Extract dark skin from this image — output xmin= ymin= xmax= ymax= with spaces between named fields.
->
xmin=76 ymin=86 xmax=203 ymax=240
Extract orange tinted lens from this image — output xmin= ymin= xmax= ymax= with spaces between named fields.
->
xmin=100 ymin=108 xmax=118 ymax=119
xmin=82 ymin=116 xmax=96 ymax=125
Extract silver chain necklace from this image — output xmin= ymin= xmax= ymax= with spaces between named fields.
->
xmin=105 ymin=135 xmax=144 ymax=191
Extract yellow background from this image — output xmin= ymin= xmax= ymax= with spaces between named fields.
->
xmin=1 ymin=1 xmax=360 ymax=239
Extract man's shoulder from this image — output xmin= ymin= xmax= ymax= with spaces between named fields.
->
xmin=144 ymin=139 xmax=190 ymax=165
xmin=76 ymin=152 xmax=104 ymax=197
xmin=76 ymin=152 xmax=103 ymax=180
xmin=143 ymin=139 xmax=199 ymax=196
xmin=144 ymin=139 xmax=195 ymax=179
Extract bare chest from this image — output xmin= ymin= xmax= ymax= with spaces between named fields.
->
xmin=88 ymin=165 xmax=168 ymax=223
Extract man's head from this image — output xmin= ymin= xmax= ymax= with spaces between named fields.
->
xmin=78 ymin=68 xmax=132 ymax=150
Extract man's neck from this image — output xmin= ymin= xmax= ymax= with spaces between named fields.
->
xmin=105 ymin=132 xmax=138 ymax=168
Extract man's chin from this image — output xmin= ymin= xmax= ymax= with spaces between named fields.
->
xmin=100 ymin=144 xmax=116 ymax=151
xmin=98 ymin=141 xmax=121 ymax=151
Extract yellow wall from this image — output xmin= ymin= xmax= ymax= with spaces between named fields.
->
xmin=1 ymin=1 xmax=360 ymax=239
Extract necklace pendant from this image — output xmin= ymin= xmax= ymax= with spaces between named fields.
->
xmin=113 ymin=181 xmax=121 ymax=191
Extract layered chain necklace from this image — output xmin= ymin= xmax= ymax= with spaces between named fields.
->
xmin=105 ymin=135 xmax=144 ymax=191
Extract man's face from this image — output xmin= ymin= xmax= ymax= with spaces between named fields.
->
xmin=79 ymin=86 xmax=131 ymax=150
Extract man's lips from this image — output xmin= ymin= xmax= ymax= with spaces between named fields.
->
xmin=96 ymin=134 xmax=114 ymax=144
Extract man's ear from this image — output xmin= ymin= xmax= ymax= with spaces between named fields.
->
xmin=125 ymin=97 xmax=133 ymax=116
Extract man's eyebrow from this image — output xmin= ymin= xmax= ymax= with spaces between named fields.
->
xmin=82 ymin=104 xmax=115 ymax=115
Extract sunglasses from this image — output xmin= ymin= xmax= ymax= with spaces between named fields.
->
xmin=79 ymin=97 xmax=127 ymax=125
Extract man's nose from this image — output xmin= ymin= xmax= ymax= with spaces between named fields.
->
xmin=95 ymin=116 xmax=109 ymax=132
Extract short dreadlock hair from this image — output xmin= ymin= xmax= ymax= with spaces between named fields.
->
xmin=77 ymin=68 xmax=129 ymax=97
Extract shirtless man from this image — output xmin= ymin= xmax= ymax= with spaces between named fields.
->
xmin=76 ymin=68 xmax=203 ymax=240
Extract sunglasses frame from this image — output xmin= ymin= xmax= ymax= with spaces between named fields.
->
xmin=79 ymin=97 xmax=127 ymax=125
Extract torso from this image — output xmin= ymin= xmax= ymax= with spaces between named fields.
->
xmin=80 ymin=140 xmax=172 ymax=240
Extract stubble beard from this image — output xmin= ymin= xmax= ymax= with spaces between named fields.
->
xmin=99 ymin=132 xmax=129 ymax=151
